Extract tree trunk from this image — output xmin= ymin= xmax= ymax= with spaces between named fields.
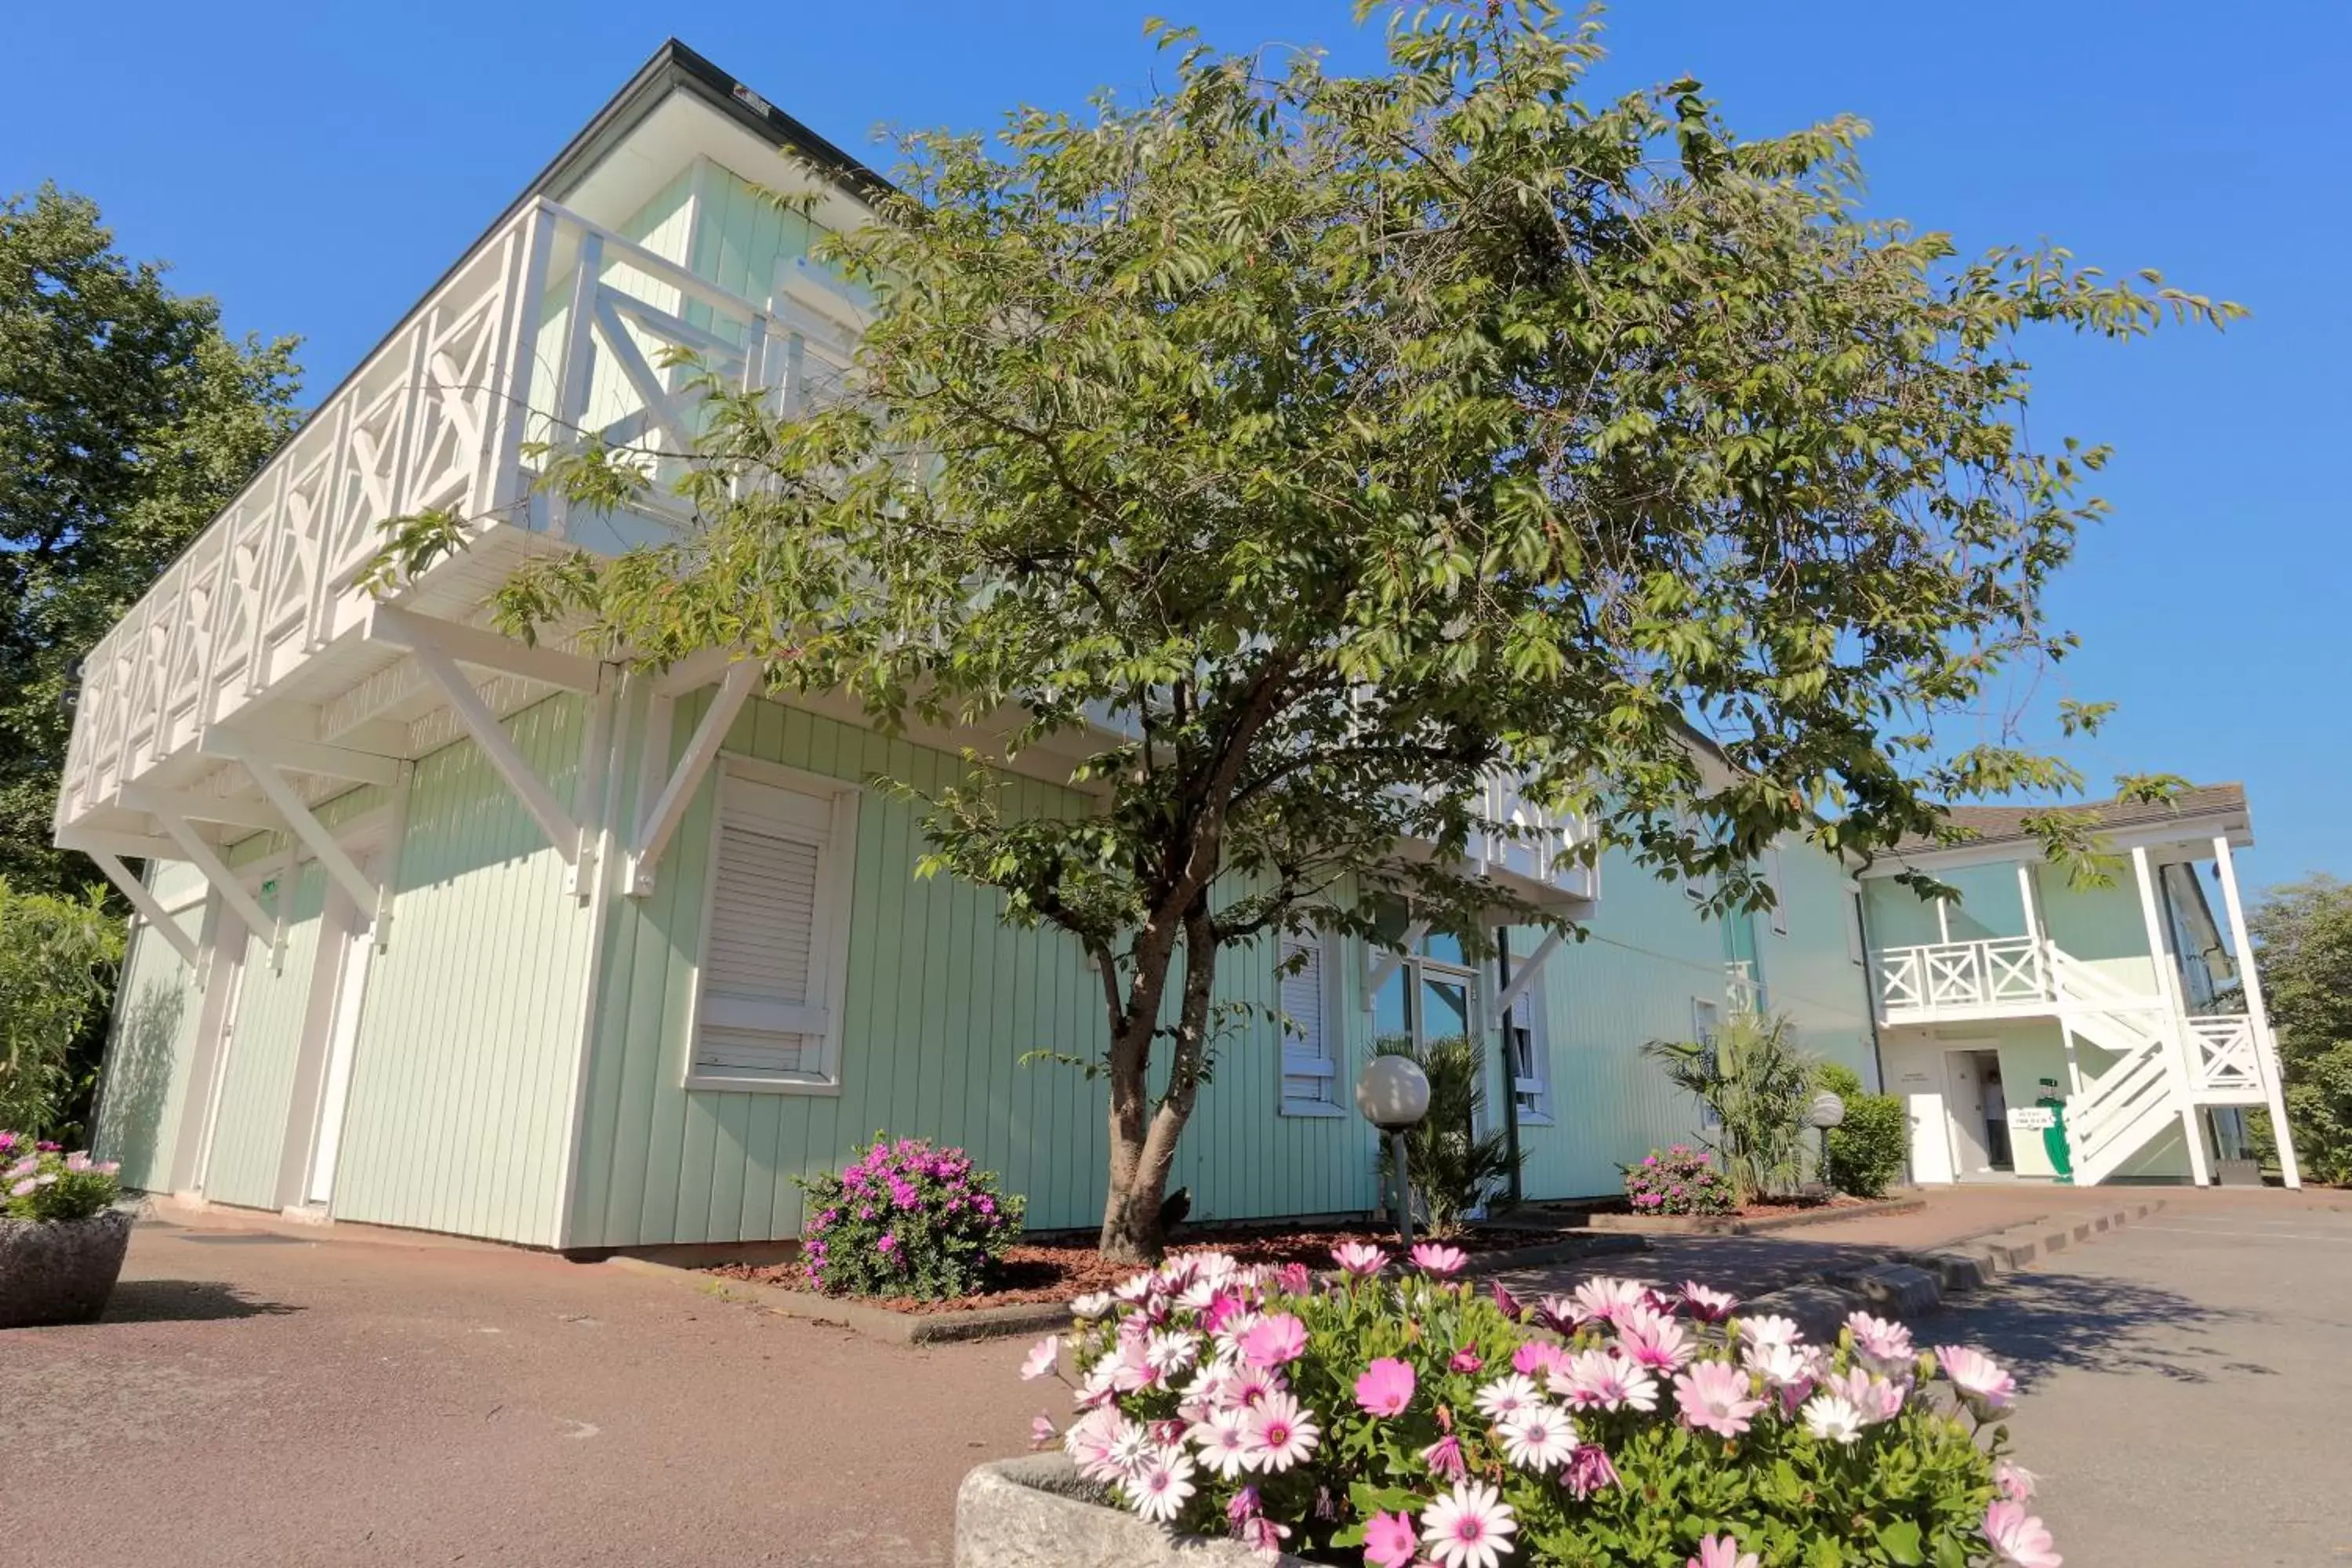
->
xmin=1096 ymin=904 xmax=1219 ymax=1263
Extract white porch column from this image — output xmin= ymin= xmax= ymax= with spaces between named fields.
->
xmin=2211 ymin=834 xmax=2301 ymax=1189
xmin=2132 ymin=844 xmax=2212 ymax=1186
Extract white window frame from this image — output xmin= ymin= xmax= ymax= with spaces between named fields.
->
xmin=1766 ymin=845 xmax=1788 ymax=935
xmin=1845 ymin=879 xmax=1867 ymax=966
xmin=1504 ymin=969 xmax=1552 ymax=1126
xmin=683 ymin=754 xmax=860 ymax=1095
xmin=1277 ymin=930 xmax=1345 ymax=1118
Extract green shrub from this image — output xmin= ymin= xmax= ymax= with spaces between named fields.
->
xmin=1373 ymin=1033 xmax=1522 ymax=1236
xmin=0 ymin=880 xmax=124 ymax=1137
xmin=1817 ymin=1062 xmax=1910 ymax=1197
xmin=1622 ymin=1145 xmax=1736 ymax=1215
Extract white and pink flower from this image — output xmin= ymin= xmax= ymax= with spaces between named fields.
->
xmin=1687 ymin=1534 xmax=1760 ymax=1568
xmin=1473 ymin=1373 xmax=1544 ymax=1424
xmin=1332 ymin=1242 xmax=1388 ymax=1276
xmin=1550 ymin=1348 xmax=1660 ymax=1414
xmin=1495 ymin=1404 xmax=1578 ymax=1473
xmin=1984 ymin=1500 xmax=2063 ymax=1568
xmin=1021 ymin=1334 xmax=1062 ymax=1381
xmin=1846 ymin=1310 xmax=1915 ymax=1366
xmin=1937 ymin=1345 xmax=2018 ymax=1411
xmin=1122 ymin=1445 xmax=1196 ymax=1523
xmin=1421 ymin=1480 xmax=1518 ymax=1568
xmin=1674 ymin=1360 xmax=1764 ymax=1439
xmin=1240 ymin=1390 xmax=1319 ymax=1472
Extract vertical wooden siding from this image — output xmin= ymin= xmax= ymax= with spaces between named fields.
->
xmin=201 ymin=863 xmax=328 ymax=1210
xmin=326 ymin=695 xmax=596 ymax=1247
xmin=91 ymin=865 xmax=209 ymax=1189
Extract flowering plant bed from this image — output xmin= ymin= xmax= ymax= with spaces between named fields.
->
xmin=707 ymin=1221 xmax=1620 ymax=1316
xmin=0 ymin=1132 xmax=130 ymax=1330
xmin=1016 ymin=1241 xmax=2057 ymax=1567
xmin=1585 ymin=1193 xmax=1925 ymax=1236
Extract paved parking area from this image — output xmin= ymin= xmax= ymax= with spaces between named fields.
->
xmin=1931 ymin=1189 xmax=2352 ymax=1566
xmin=5 ymin=1187 xmax=2343 ymax=1565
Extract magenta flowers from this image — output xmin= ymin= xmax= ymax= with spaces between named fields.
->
xmin=1409 ymin=1242 xmax=1469 ymax=1276
xmin=1688 ymin=1534 xmax=1760 ymax=1568
xmin=1331 ymin=1241 xmax=1388 ymax=1276
xmin=1239 ymin=1312 xmax=1308 ymax=1369
xmin=1363 ymin=1508 xmax=1419 ymax=1568
xmin=1354 ymin=1357 xmax=1417 ymax=1417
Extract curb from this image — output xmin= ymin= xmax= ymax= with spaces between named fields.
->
xmin=611 ymin=1231 xmax=1651 ymax=1345
xmin=1582 ymin=1193 xmax=1928 ymax=1237
xmin=1739 ymin=1196 xmax=2165 ymax=1337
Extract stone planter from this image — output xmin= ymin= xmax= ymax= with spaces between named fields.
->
xmin=0 ymin=1208 xmax=133 ymax=1329
xmin=956 ymin=1454 xmax=1310 ymax=1568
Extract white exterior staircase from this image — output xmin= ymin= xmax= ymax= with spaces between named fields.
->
xmin=1874 ymin=935 xmax=2281 ymax=1187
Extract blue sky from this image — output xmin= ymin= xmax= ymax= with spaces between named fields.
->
xmin=6 ymin=2 xmax=2345 ymax=888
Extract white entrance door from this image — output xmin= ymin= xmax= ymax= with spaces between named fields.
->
xmin=191 ymin=936 xmax=249 ymax=1196
xmin=1944 ymin=1051 xmax=1994 ymax=1176
xmin=303 ymin=900 xmax=374 ymax=1207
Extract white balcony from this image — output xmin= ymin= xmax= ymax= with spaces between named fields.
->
xmin=53 ymin=194 xmax=862 ymax=854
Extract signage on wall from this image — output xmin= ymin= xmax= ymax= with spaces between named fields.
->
xmin=2008 ymin=1106 xmax=2057 ymax=1131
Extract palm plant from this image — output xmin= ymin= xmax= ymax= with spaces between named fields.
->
xmin=1372 ymin=1033 xmax=1522 ymax=1236
xmin=1643 ymin=1010 xmax=1818 ymax=1205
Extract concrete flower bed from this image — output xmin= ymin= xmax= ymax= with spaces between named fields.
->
xmin=0 ymin=1208 xmax=133 ymax=1329
xmin=956 ymin=1454 xmax=1311 ymax=1568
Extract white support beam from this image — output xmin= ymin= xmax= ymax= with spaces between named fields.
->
xmin=89 ymin=852 xmax=199 ymax=968
xmin=149 ymin=813 xmax=278 ymax=953
xmin=211 ymin=734 xmax=382 ymax=922
xmin=567 ymin=676 xmax=615 ymax=901
xmin=627 ymin=662 xmax=759 ymax=895
xmin=60 ymin=828 xmax=185 ymax=863
xmin=372 ymin=761 xmax=415 ymax=952
xmin=1493 ymin=928 xmax=1566 ymax=1017
xmin=402 ymin=635 xmax=580 ymax=866
xmin=2017 ymin=863 xmax=2044 ymax=946
xmin=122 ymin=786 xmax=281 ymax=835
xmin=199 ymin=726 xmax=401 ymax=787
xmin=2212 ymin=833 xmax=2300 ymax=1189
xmin=2131 ymin=844 xmax=2211 ymax=1187
xmin=1362 ymin=920 xmax=1430 ymax=1007
xmin=368 ymin=604 xmax=602 ymax=693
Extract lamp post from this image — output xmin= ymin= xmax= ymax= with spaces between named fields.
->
xmin=1356 ymin=1055 xmax=1432 ymax=1245
xmin=1807 ymin=1090 xmax=1846 ymax=1193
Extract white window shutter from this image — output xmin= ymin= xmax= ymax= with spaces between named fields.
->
xmin=1508 ymin=977 xmax=1548 ymax=1120
xmin=695 ymin=770 xmax=844 ymax=1083
xmin=1279 ymin=935 xmax=1335 ymax=1108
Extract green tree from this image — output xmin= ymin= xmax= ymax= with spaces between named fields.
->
xmin=2249 ymin=875 xmax=2352 ymax=1185
xmin=0 ymin=877 xmax=125 ymax=1137
xmin=2 ymin=184 xmax=301 ymax=893
xmin=387 ymin=3 xmax=2232 ymax=1258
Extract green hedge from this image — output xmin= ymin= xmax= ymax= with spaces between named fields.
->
xmin=1818 ymin=1062 xmax=1909 ymax=1198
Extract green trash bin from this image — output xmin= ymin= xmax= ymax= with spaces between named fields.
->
xmin=2037 ymin=1078 xmax=2073 ymax=1184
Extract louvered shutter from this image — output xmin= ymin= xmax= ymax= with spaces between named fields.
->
xmin=695 ymin=771 xmax=843 ymax=1081
xmin=1279 ymin=935 xmax=1334 ymax=1107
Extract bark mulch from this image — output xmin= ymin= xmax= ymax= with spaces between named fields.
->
xmin=704 ymin=1220 xmax=1557 ymax=1316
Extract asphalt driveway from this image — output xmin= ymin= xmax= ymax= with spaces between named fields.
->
xmin=1930 ymin=1189 xmax=2352 ymax=1566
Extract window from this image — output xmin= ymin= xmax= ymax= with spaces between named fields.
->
xmin=1504 ymin=974 xmax=1551 ymax=1124
xmin=1845 ymin=884 xmax=1867 ymax=966
xmin=1691 ymin=996 xmax=1722 ymax=1131
xmin=1278 ymin=933 xmax=1341 ymax=1116
xmin=688 ymin=760 xmax=858 ymax=1092
xmin=1766 ymin=847 xmax=1788 ymax=935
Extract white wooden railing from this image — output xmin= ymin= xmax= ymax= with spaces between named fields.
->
xmin=1874 ymin=935 xmax=2051 ymax=1014
xmin=2186 ymin=1014 xmax=2261 ymax=1095
xmin=56 ymin=196 xmax=862 ymax=835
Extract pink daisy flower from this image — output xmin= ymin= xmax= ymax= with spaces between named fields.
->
xmin=1817 ymin=1366 xmax=1904 ymax=1425
xmin=1189 ymin=1412 xmax=1252 ymax=1479
xmin=1617 ymin=1305 xmax=1696 ymax=1370
xmin=1029 ymin=1414 xmax=1057 ymax=1448
xmin=1550 ymin=1348 xmax=1660 ymax=1414
xmin=1145 ymin=1330 xmax=1199 ymax=1376
xmin=1563 ymin=1442 xmax=1619 ymax=1500
xmin=1420 ymin=1432 xmax=1468 ymax=1480
xmin=1240 ymin=1390 xmax=1319 ymax=1472
xmin=1674 ymin=1361 xmax=1765 ymax=1439
xmin=1364 ymin=1509 xmax=1420 ymax=1568
xmin=1996 ymin=1460 xmax=2038 ymax=1502
xmin=1355 ymin=1356 xmax=1417 ymax=1417
xmin=1846 ymin=1311 xmax=1915 ymax=1366
xmin=1332 ymin=1242 xmax=1388 ymax=1276
xmin=1236 ymin=1515 xmax=1289 ymax=1561
xmin=1239 ymin=1312 xmax=1308 ymax=1369
xmin=1802 ymin=1392 xmax=1867 ymax=1445
xmin=1020 ymin=1334 xmax=1062 ymax=1381
xmin=1512 ymin=1340 xmax=1569 ymax=1381
xmin=1410 ymin=1242 xmax=1470 ymax=1276
xmin=1733 ymin=1313 xmax=1802 ymax=1349
xmin=1448 ymin=1346 xmax=1485 ymax=1374
xmin=1473 ymin=1373 xmax=1544 ymax=1423
xmin=1688 ymin=1534 xmax=1760 ymax=1568
xmin=1681 ymin=1282 xmax=1739 ymax=1321
xmin=1421 ymin=1481 xmax=1518 ymax=1568
xmin=1571 ymin=1276 xmax=1654 ymax=1329
xmin=1495 ymin=1404 xmax=1578 ymax=1473
xmin=1123 ymin=1446 xmax=1196 ymax=1524
xmin=1984 ymin=1501 xmax=2063 ymax=1568
xmin=1937 ymin=1345 xmax=2017 ymax=1410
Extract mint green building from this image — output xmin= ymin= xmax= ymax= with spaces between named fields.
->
xmin=58 ymin=46 xmax=2285 ymax=1254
